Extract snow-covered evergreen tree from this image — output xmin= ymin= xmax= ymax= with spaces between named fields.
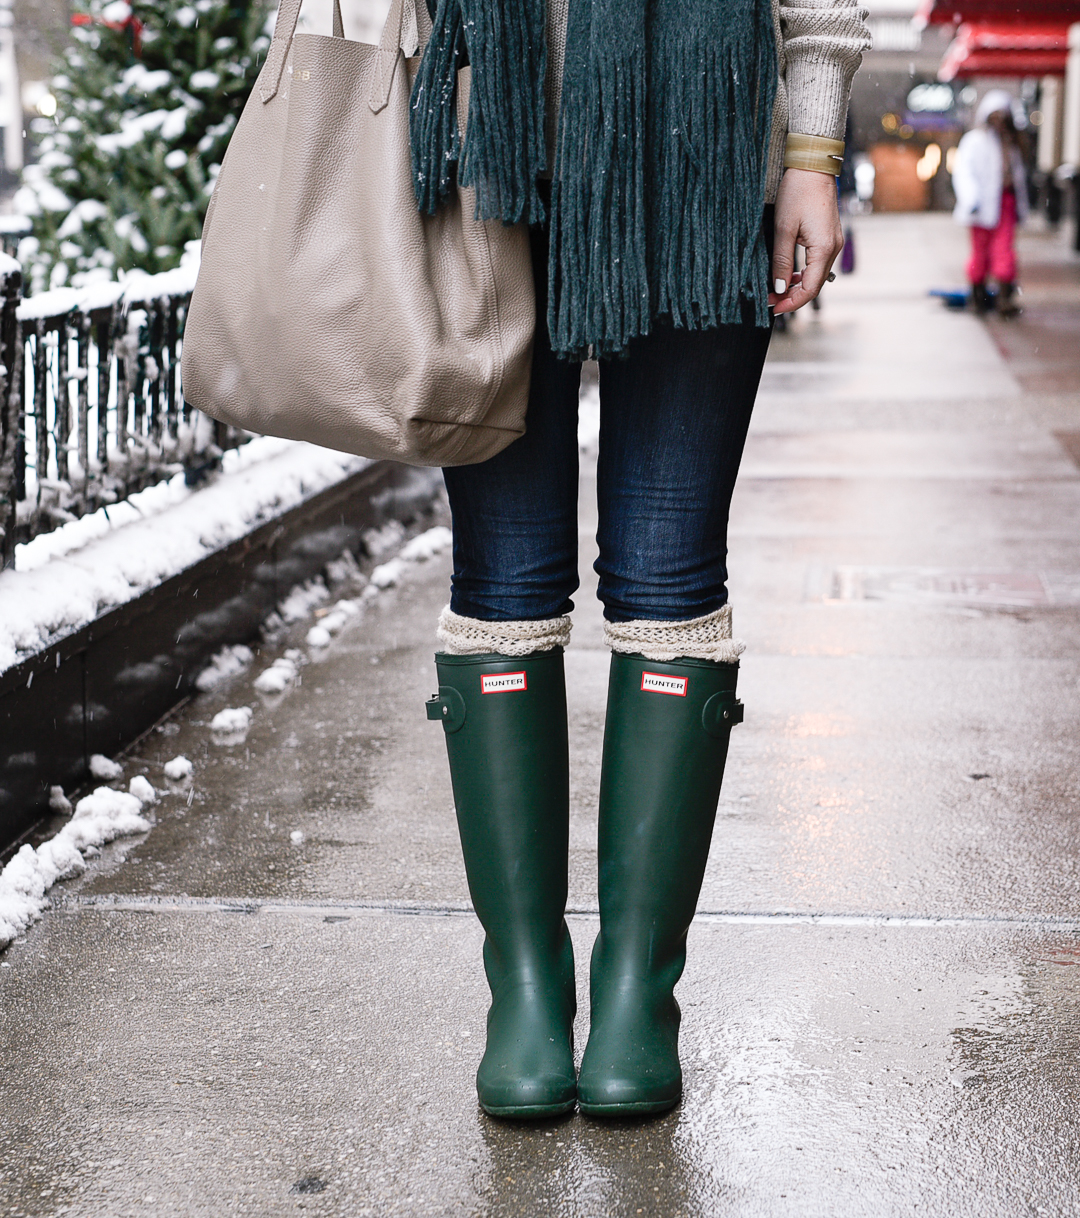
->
xmin=15 ymin=0 xmax=270 ymax=294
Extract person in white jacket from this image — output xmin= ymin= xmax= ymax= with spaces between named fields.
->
xmin=951 ymin=88 xmax=1029 ymax=316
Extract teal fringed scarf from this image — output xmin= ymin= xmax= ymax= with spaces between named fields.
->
xmin=410 ymin=0 xmax=777 ymax=359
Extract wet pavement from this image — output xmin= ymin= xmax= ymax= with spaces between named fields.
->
xmin=2 ymin=213 xmax=1080 ymax=1216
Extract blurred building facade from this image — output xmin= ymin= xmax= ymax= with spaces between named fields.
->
xmin=851 ymin=0 xmax=1080 ymax=223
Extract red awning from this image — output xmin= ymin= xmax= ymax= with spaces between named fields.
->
xmin=938 ymin=20 xmax=1070 ymax=78
xmin=917 ymin=0 xmax=1080 ymax=25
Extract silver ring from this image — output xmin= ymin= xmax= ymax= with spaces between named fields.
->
xmin=826 ymin=272 xmax=837 ymax=283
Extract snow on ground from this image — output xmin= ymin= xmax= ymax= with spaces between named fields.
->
xmin=243 ymin=527 xmax=446 ymax=689
xmin=252 ymin=649 xmax=303 ymax=694
xmin=0 ymin=438 xmax=371 ymax=674
xmin=48 ymin=787 xmax=72 ymax=814
xmin=195 ymin=644 xmax=255 ymax=692
xmin=209 ymin=706 xmax=253 ymax=734
xmin=370 ymin=558 xmax=406 ymax=589
xmin=0 ymin=781 xmax=155 ymax=950
xmin=2 ymin=523 xmax=454 ymax=955
xmin=399 ymin=525 xmax=452 ymax=562
xmin=305 ymin=624 xmax=333 ymax=649
xmin=195 ymin=521 xmax=452 ymax=757
xmin=305 ymin=598 xmax=361 ymax=648
xmin=360 ymin=519 xmax=406 ymax=558
xmin=89 ymin=754 xmax=123 ymax=780
xmin=129 ymin=776 xmax=157 ymax=804
xmin=163 ymin=756 xmax=193 ymax=781
xmin=277 ymin=578 xmax=331 ymax=624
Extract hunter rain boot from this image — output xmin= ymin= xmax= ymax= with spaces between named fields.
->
xmin=577 ymin=651 xmax=743 ymax=1117
xmin=427 ymin=648 xmax=577 ymax=1118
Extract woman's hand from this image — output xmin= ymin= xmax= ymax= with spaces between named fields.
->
xmin=769 ymin=168 xmax=845 ymax=316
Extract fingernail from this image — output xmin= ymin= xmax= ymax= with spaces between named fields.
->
xmin=774 ymin=279 xmax=786 ymax=295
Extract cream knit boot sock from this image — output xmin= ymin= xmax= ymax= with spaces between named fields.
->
xmin=437 ymin=606 xmax=572 ymax=656
xmin=602 ymin=604 xmax=744 ymax=664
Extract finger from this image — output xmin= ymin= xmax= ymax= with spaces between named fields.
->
xmin=774 ymin=267 xmax=832 ymax=314
xmin=771 ymin=270 xmax=806 ymax=314
xmin=798 ymin=237 xmax=839 ymax=303
xmin=772 ymin=283 xmax=815 ymax=315
xmin=771 ymin=223 xmax=799 ymax=299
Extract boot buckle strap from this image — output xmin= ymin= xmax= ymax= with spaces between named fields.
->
xmin=426 ymin=686 xmax=467 ymax=733
xmin=702 ymin=693 xmax=744 ymax=737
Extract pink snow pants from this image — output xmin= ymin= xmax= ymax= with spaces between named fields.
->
xmin=967 ymin=189 xmax=1018 ymax=284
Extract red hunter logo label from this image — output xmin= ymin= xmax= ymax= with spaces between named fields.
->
xmin=641 ymin=672 xmax=688 ymax=696
xmin=481 ymin=672 xmax=527 ymax=694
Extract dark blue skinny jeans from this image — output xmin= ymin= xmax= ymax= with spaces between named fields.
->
xmin=443 ymin=218 xmax=773 ymax=625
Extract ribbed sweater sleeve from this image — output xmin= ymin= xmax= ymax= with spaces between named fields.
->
xmin=780 ymin=0 xmax=870 ymax=140
xmin=545 ymin=0 xmax=570 ymax=165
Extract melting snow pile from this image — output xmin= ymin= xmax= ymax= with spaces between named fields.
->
xmin=210 ymin=706 xmax=253 ymax=734
xmin=0 ymin=782 xmax=155 ymax=950
xmin=306 ymin=599 xmax=360 ymax=648
xmin=208 ymin=525 xmax=450 ymax=678
xmin=0 ymin=521 xmax=456 ymax=954
xmin=253 ymin=649 xmax=303 ymax=694
xmin=362 ymin=519 xmax=406 ymax=558
xmin=277 ymin=579 xmax=331 ymax=624
xmin=195 ymin=644 xmax=254 ymax=692
xmin=48 ymin=786 xmax=72 ymax=814
xmin=400 ymin=525 xmax=452 ymax=563
xmin=368 ymin=524 xmax=452 ymax=593
xmin=0 ymin=438 xmax=371 ymax=674
xmin=89 ymin=753 xmax=123 ymax=780
xmin=370 ymin=558 xmax=405 ymax=590
xmin=163 ymin=755 xmax=193 ymax=781
xmin=129 ymin=775 xmax=157 ymax=804
xmin=305 ymin=624 xmax=333 ymax=649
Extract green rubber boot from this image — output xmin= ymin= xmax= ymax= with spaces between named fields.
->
xmin=426 ymin=649 xmax=577 ymax=1119
xmin=577 ymin=652 xmax=743 ymax=1117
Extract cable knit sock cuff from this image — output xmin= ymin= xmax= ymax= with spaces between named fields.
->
xmin=603 ymin=605 xmax=745 ymax=664
xmin=436 ymin=606 xmax=572 ymax=656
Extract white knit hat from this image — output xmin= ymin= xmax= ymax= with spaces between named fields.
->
xmin=975 ymin=88 xmax=1017 ymax=127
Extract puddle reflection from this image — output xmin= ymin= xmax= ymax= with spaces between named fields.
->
xmin=465 ymin=926 xmax=1080 ymax=1215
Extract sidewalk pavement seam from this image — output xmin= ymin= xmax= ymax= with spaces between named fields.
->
xmin=61 ymin=895 xmax=1080 ymax=931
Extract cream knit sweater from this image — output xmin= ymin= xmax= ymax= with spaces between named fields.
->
xmin=543 ymin=0 xmax=871 ymax=202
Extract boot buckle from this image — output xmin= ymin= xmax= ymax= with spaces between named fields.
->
xmin=425 ymin=686 xmax=467 ymax=733
xmin=702 ymin=693 xmax=744 ymax=737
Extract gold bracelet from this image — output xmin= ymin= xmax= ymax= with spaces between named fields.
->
xmin=783 ymin=133 xmax=844 ymax=177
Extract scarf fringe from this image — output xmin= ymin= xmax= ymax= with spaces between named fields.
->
xmin=551 ymin=19 xmax=776 ymax=359
xmin=410 ymin=0 xmax=464 ymax=215
xmin=411 ymin=0 xmax=548 ymax=224
xmin=412 ymin=0 xmax=777 ymax=360
xmin=548 ymin=48 xmax=650 ymax=361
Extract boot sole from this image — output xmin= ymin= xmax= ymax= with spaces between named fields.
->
xmin=578 ymin=1096 xmax=679 ymax=1118
xmin=480 ymin=1098 xmax=577 ymax=1120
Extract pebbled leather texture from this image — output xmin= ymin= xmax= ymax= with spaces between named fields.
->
xmin=181 ymin=0 xmax=534 ymax=468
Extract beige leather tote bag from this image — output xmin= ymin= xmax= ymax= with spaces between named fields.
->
xmin=181 ymin=0 xmax=534 ymax=467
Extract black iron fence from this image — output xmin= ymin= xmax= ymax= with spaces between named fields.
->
xmin=0 ymin=257 xmax=248 ymax=569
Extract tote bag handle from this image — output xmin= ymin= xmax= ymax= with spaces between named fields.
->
xmin=370 ymin=0 xmax=429 ymax=112
xmin=259 ymin=0 xmax=430 ymax=107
